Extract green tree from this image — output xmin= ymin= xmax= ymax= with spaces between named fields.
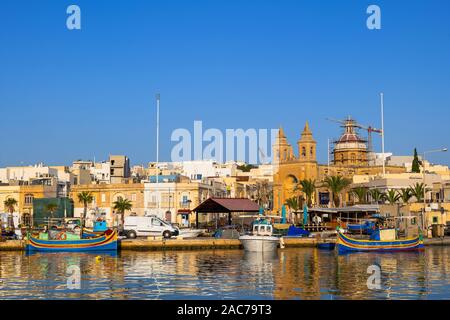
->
xmin=351 ymin=187 xmax=368 ymax=204
xmin=77 ymin=191 xmax=94 ymax=227
xmin=411 ymin=148 xmax=421 ymax=173
xmin=113 ymin=197 xmax=133 ymax=229
xmin=285 ymin=197 xmax=300 ymax=212
xmin=237 ymin=164 xmax=258 ymax=172
xmin=370 ymin=189 xmax=386 ymax=204
xmin=3 ymin=198 xmax=18 ymax=230
xmin=295 ymin=179 xmax=316 ymax=207
xmin=398 ymin=188 xmax=413 ymax=204
xmin=324 ymin=176 xmax=351 ymax=207
xmin=385 ymin=189 xmax=400 ymax=205
xmin=410 ymin=183 xmax=425 ymax=202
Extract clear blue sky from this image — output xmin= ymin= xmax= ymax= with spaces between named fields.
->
xmin=1 ymin=0 xmax=449 ymax=166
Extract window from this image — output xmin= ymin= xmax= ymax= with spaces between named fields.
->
xmin=310 ymin=147 xmax=314 ymax=156
xmin=24 ymin=194 xmax=34 ymax=205
xmin=152 ymin=218 xmax=163 ymax=227
xmin=101 ymin=193 xmax=106 ymax=202
xmin=302 ymin=147 xmax=306 ymax=157
xmin=22 ymin=213 xmax=31 ymax=226
xmin=433 ymin=217 xmax=438 ymax=224
xmin=131 ymin=193 xmax=136 ymax=201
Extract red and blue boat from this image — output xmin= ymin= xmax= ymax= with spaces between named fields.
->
xmin=337 ymin=228 xmax=424 ymax=254
xmin=26 ymin=229 xmax=118 ymax=252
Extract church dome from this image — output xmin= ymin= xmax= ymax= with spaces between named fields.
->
xmin=334 ymin=119 xmax=367 ymax=151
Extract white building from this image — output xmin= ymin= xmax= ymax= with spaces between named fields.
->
xmin=180 ymin=160 xmax=238 ymax=181
xmin=143 ymin=175 xmax=226 ymax=225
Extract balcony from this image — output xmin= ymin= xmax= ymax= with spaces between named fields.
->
xmin=179 ymin=202 xmax=192 ymax=209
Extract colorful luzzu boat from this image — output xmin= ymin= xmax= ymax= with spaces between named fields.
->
xmin=81 ymin=221 xmax=109 ymax=238
xmin=337 ymin=228 xmax=424 ymax=254
xmin=26 ymin=229 xmax=118 ymax=252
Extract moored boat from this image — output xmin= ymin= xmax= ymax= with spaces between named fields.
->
xmin=337 ymin=228 xmax=424 ymax=254
xmin=177 ymin=228 xmax=205 ymax=238
xmin=26 ymin=229 xmax=118 ymax=252
xmin=239 ymin=218 xmax=279 ymax=253
xmin=82 ymin=220 xmax=110 ymax=238
xmin=318 ymin=241 xmax=336 ymax=250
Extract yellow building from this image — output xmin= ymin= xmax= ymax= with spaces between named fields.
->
xmin=70 ymin=182 xmax=145 ymax=227
xmin=273 ymin=120 xmax=406 ymax=212
xmin=143 ymin=177 xmax=227 ymax=226
xmin=0 ymin=183 xmax=57 ymax=224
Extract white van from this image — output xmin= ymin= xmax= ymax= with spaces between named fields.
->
xmin=123 ymin=215 xmax=179 ymax=239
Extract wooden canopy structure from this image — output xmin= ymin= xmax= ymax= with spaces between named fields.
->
xmin=192 ymin=198 xmax=260 ymax=228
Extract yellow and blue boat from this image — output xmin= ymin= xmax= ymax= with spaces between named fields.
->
xmin=337 ymin=228 xmax=424 ymax=254
xmin=26 ymin=229 xmax=118 ymax=252
xmin=81 ymin=221 xmax=110 ymax=238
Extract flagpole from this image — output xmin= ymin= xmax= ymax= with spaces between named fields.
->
xmin=156 ymin=93 xmax=160 ymax=216
xmin=380 ymin=93 xmax=386 ymax=176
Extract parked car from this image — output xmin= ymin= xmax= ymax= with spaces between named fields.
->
xmin=123 ymin=215 xmax=179 ymax=239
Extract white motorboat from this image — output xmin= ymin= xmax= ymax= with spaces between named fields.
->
xmin=177 ymin=228 xmax=205 ymax=238
xmin=239 ymin=218 xmax=280 ymax=253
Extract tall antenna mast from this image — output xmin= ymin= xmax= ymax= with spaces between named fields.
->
xmin=380 ymin=92 xmax=386 ymax=176
xmin=156 ymin=93 xmax=160 ymax=183
xmin=155 ymin=93 xmax=161 ymax=217
xmin=327 ymin=138 xmax=330 ymax=173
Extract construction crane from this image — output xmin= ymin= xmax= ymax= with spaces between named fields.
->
xmin=326 ymin=116 xmax=383 ymax=155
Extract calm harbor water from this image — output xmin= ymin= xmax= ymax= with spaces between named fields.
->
xmin=0 ymin=247 xmax=449 ymax=300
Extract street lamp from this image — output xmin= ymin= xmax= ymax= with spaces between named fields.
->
xmin=421 ymin=148 xmax=448 ymax=233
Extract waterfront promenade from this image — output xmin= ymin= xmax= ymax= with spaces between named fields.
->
xmin=2 ymin=237 xmax=450 ymax=251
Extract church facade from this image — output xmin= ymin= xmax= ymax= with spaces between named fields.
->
xmin=272 ymin=119 xmax=406 ymax=212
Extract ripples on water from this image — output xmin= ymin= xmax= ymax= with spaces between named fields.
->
xmin=0 ymin=247 xmax=449 ymax=300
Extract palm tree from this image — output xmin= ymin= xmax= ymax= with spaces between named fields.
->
xmin=370 ymin=189 xmax=386 ymax=204
xmin=285 ymin=197 xmax=300 ymax=212
xmin=3 ymin=198 xmax=18 ymax=230
xmin=295 ymin=179 xmax=316 ymax=207
xmin=324 ymin=176 xmax=351 ymax=207
xmin=385 ymin=189 xmax=400 ymax=205
xmin=45 ymin=203 xmax=59 ymax=220
xmin=410 ymin=183 xmax=425 ymax=202
xmin=398 ymin=188 xmax=413 ymax=204
xmin=351 ymin=187 xmax=368 ymax=204
xmin=113 ymin=197 xmax=133 ymax=229
xmin=77 ymin=191 xmax=94 ymax=227
xmin=285 ymin=197 xmax=300 ymax=223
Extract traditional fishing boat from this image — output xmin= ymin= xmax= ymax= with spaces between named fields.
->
xmin=347 ymin=220 xmax=376 ymax=235
xmin=82 ymin=220 xmax=110 ymax=238
xmin=337 ymin=228 xmax=424 ymax=254
xmin=26 ymin=229 xmax=118 ymax=252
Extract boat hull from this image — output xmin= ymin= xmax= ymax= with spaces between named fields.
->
xmin=82 ymin=228 xmax=106 ymax=238
xmin=26 ymin=230 xmax=118 ymax=252
xmin=178 ymin=229 xmax=204 ymax=238
xmin=239 ymin=235 xmax=279 ymax=252
xmin=337 ymin=232 xmax=424 ymax=254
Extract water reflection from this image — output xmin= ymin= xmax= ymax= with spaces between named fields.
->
xmin=0 ymin=247 xmax=449 ymax=300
